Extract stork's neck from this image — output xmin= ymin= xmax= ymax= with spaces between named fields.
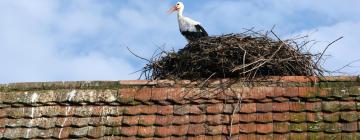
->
xmin=177 ymin=8 xmax=184 ymax=18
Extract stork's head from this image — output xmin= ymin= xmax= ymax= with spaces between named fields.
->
xmin=167 ymin=2 xmax=184 ymax=14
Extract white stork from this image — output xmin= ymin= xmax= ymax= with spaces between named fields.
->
xmin=168 ymin=2 xmax=208 ymax=42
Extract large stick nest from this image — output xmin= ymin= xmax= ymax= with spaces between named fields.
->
xmin=141 ymin=30 xmax=325 ymax=80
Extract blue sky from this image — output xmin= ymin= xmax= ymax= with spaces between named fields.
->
xmin=0 ymin=0 xmax=359 ymax=83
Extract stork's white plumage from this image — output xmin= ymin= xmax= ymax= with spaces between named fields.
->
xmin=168 ymin=2 xmax=208 ymax=42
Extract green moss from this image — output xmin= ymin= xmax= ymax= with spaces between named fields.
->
xmin=290 ymin=113 xmax=306 ymax=123
xmin=307 ymin=132 xmax=323 ymax=140
xmin=308 ymin=122 xmax=324 ymax=132
xmin=290 ymin=123 xmax=307 ymax=132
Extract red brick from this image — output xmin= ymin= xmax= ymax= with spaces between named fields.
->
xmin=273 ymin=134 xmax=289 ymax=140
xmin=88 ymin=126 xmax=106 ymax=138
xmin=173 ymin=115 xmax=190 ymax=125
xmin=257 ymin=113 xmax=273 ymax=123
xmin=206 ymin=125 xmax=223 ymax=135
xmin=151 ymin=88 xmax=168 ymax=101
xmin=289 ymin=102 xmax=306 ymax=112
xmin=272 ymin=102 xmax=289 ymax=112
xmin=106 ymin=116 xmax=123 ymax=126
xmin=55 ymin=127 xmax=71 ymax=139
xmin=142 ymin=105 xmax=158 ymax=115
xmin=189 ymin=105 xmax=205 ymax=114
xmin=122 ymin=116 xmax=139 ymax=125
xmin=188 ymin=124 xmax=206 ymax=135
xmin=123 ymin=106 xmax=143 ymax=115
xmin=239 ymin=134 xmax=257 ymax=140
xmin=121 ymin=126 xmax=138 ymax=136
xmin=284 ymin=87 xmax=299 ymax=97
xmin=256 ymin=123 xmax=273 ymax=134
xmin=273 ymin=122 xmax=290 ymax=133
xmin=273 ymin=112 xmax=290 ymax=121
xmin=298 ymin=87 xmax=317 ymax=98
xmin=172 ymin=125 xmax=189 ymax=136
xmin=167 ymin=88 xmax=185 ymax=103
xmin=138 ymin=126 xmax=155 ymax=137
xmin=206 ymin=114 xmax=222 ymax=125
xmin=306 ymin=112 xmax=323 ymax=122
xmin=273 ymin=87 xmax=286 ymax=97
xmin=340 ymin=101 xmax=356 ymax=111
xmin=155 ymin=116 xmax=173 ymax=126
xmin=257 ymin=134 xmax=273 ymax=140
xmin=206 ymin=104 xmax=224 ymax=114
xmin=157 ymin=105 xmax=173 ymax=115
xmin=239 ymin=103 xmax=256 ymax=113
xmin=118 ymin=88 xmax=136 ymax=102
xmin=256 ymin=103 xmax=272 ymax=112
xmin=134 ymin=88 xmax=152 ymax=102
xmin=290 ymin=133 xmax=307 ymax=140
xmin=239 ymin=114 xmax=256 ymax=122
xmin=273 ymin=97 xmax=289 ymax=102
xmin=305 ymin=102 xmax=322 ymax=112
xmin=250 ymin=87 xmax=268 ymax=100
xmin=187 ymin=135 xmax=207 ymax=140
xmin=239 ymin=123 xmax=256 ymax=133
xmin=174 ymin=105 xmax=190 ymax=115
xmin=342 ymin=122 xmax=358 ymax=132
xmin=223 ymin=124 xmax=240 ymax=135
xmin=189 ymin=115 xmax=206 ymax=124
xmin=138 ymin=115 xmax=156 ymax=126
xmin=155 ymin=126 xmax=173 ymax=137
xmin=290 ymin=112 xmax=306 ymax=123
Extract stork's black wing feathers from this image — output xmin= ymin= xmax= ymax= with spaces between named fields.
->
xmin=195 ymin=24 xmax=208 ymax=36
xmin=181 ymin=24 xmax=209 ymax=42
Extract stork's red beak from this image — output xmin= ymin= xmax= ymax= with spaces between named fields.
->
xmin=167 ymin=6 xmax=177 ymax=14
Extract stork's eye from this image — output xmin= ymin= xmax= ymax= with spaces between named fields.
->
xmin=177 ymin=3 xmax=180 ymax=5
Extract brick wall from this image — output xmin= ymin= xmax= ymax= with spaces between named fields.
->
xmin=0 ymin=76 xmax=359 ymax=139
